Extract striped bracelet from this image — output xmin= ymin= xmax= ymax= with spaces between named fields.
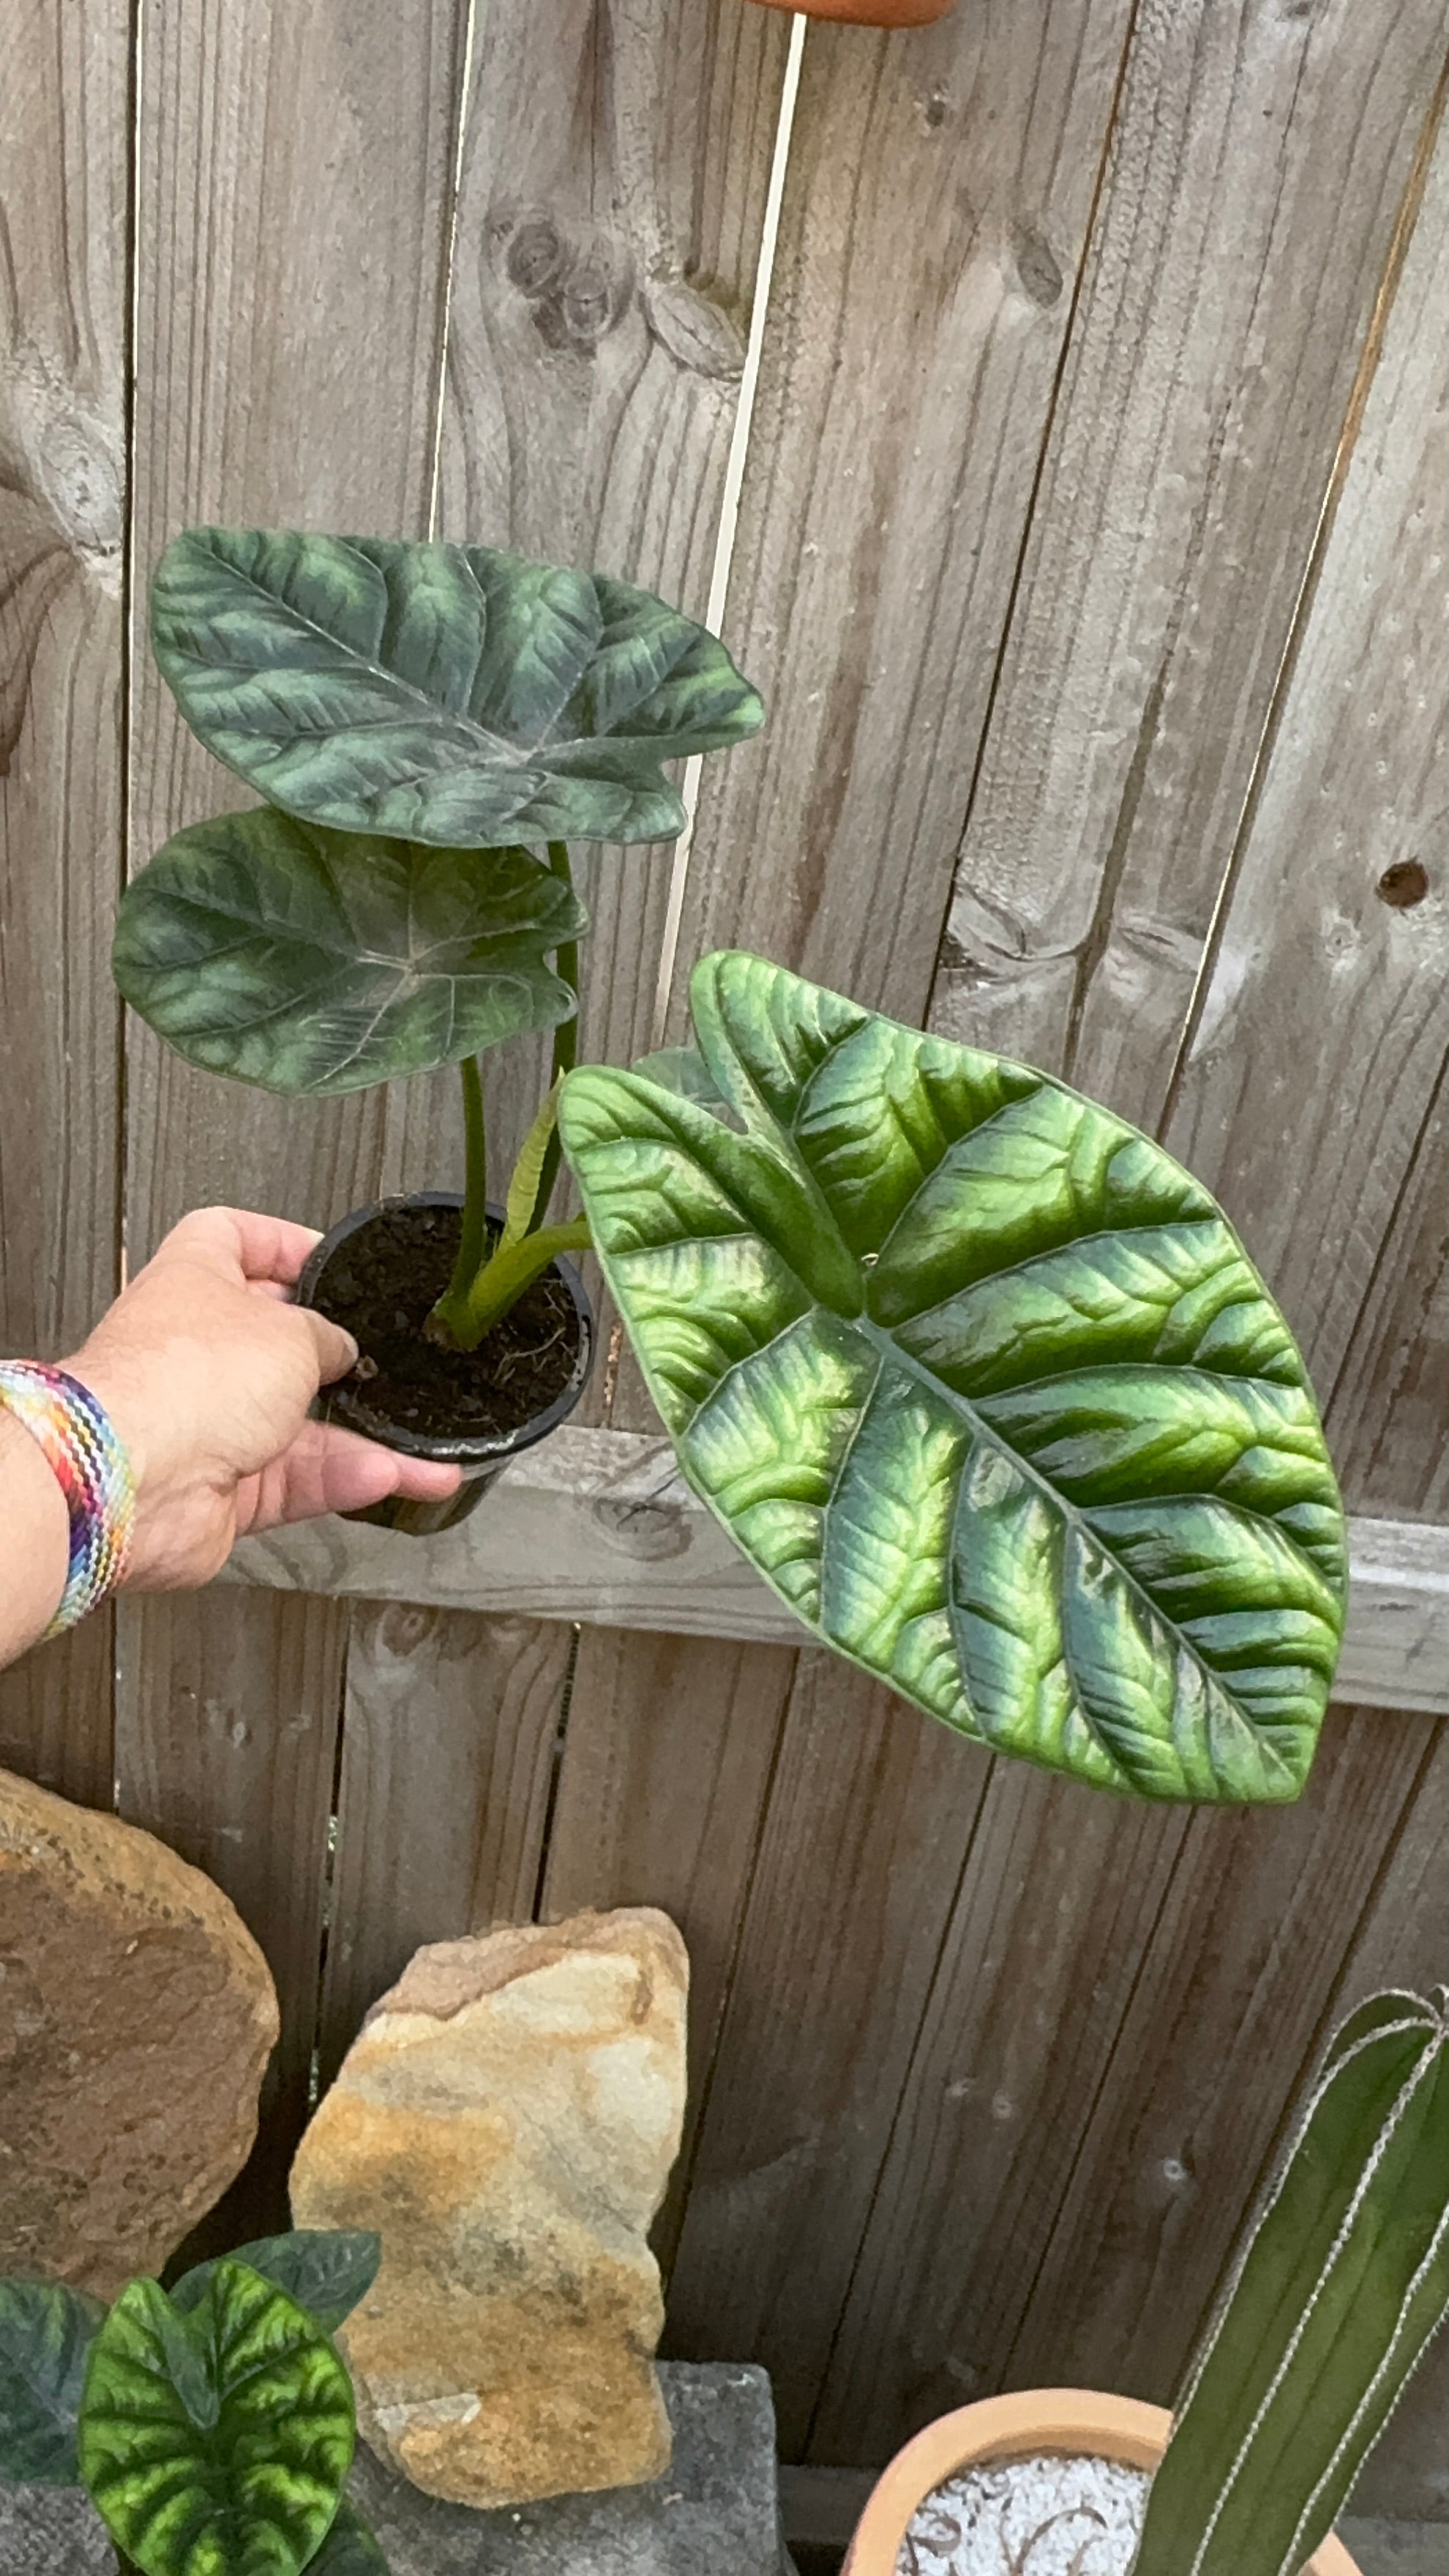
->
xmin=0 ymin=1363 xmax=138 ymax=1637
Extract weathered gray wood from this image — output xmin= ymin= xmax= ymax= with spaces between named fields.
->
xmin=1161 ymin=71 xmax=1449 ymax=1426
xmin=222 ymin=1445 xmax=1449 ymax=1718
xmin=115 ymin=1590 xmax=352 ymax=2243
xmin=316 ymin=1608 xmax=575 ymax=2088
xmin=543 ymin=1627 xmax=798 ymax=2269
xmin=662 ymin=1654 xmax=995 ymax=2454
xmin=0 ymin=0 xmax=130 ymax=1808
xmin=929 ymin=0 xmax=1449 ymax=1129
xmin=121 ymin=0 xmax=470 ymax=2235
xmin=670 ymin=0 xmax=1137 ymax=1033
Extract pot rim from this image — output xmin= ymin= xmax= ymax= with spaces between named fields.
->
xmin=840 ymin=2389 xmax=1360 ymax=2576
xmin=296 ymin=1191 xmax=594 ymax=1469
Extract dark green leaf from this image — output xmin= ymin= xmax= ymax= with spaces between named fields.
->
xmin=151 ymin=528 xmax=763 ymax=846
xmin=559 ymin=952 xmax=1347 ymax=1805
xmin=113 ymin=812 xmax=584 ymax=1096
xmin=78 ymin=2261 xmax=354 ymax=2576
xmin=170 ymin=2236 xmax=380 ymax=2338
xmin=0 ymin=2279 xmax=104 ymax=2484
xmin=306 ymin=2498 xmax=392 ymax=2573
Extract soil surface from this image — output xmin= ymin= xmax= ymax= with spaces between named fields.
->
xmin=308 ymin=1199 xmax=583 ymax=1448
xmin=899 ymin=2454 xmax=1150 ymax=2576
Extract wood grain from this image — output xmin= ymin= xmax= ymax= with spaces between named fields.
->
xmin=543 ymin=1626 xmax=797 ymax=2267
xmin=1161 ymin=76 xmax=1449 ymax=1429
xmin=670 ymin=0 xmax=1136 ymax=1030
xmin=115 ymin=1590 xmax=351 ymax=2242
xmin=222 ymin=1443 xmax=1449 ymax=1720
xmin=0 ymin=0 xmax=130 ymax=1806
xmin=316 ymin=1607 xmax=574 ymax=2088
xmin=662 ymin=1655 xmax=995 ymax=2453
xmin=416 ymin=0 xmax=794 ymax=1320
xmin=930 ymin=1 xmax=1449 ymax=1127
xmin=121 ymin=0 xmax=469 ymax=2239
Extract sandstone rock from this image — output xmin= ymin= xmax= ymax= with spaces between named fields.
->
xmin=0 ymin=1767 xmax=279 ymax=2299
xmin=291 ymin=1908 xmax=689 ymax=2511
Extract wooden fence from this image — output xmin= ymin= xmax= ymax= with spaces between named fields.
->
xmin=7 ymin=0 xmax=1449 ymax=2521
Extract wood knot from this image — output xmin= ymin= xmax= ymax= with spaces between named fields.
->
xmin=1377 ymin=858 xmax=1429 ymax=908
xmin=490 ymin=201 xmax=634 ymax=355
xmin=1013 ymin=225 xmax=1063 ymax=309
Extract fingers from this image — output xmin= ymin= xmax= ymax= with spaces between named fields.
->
xmin=242 ymin=1424 xmax=462 ymax=1530
xmin=295 ymin=1305 xmax=360 ymax=1386
xmin=160 ymin=1206 xmax=323 ymax=1288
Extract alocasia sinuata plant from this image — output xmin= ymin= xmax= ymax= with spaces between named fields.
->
xmin=0 ymin=2228 xmax=389 ymax=2574
xmin=113 ymin=527 xmax=1345 ymax=1800
xmin=113 ymin=527 xmax=762 ymax=1351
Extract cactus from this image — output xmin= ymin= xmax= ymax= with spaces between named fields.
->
xmin=1133 ymin=1986 xmax=1449 ymax=2576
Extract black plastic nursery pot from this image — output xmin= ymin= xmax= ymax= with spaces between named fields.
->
xmin=296 ymin=1191 xmax=595 ymax=1537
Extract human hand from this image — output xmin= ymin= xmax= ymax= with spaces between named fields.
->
xmin=66 ymin=1207 xmax=460 ymax=1588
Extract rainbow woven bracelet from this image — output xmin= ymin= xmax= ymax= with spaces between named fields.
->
xmin=0 ymin=1363 xmax=137 ymax=1638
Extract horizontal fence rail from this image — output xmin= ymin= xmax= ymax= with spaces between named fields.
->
xmin=223 ymin=1430 xmax=1449 ymax=1718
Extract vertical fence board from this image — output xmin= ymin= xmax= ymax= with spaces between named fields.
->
xmin=383 ymin=1 xmax=807 ymax=2078
xmin=543 ymin=1628 xmax=797 ymax=2270
xmin=115 ymin=1590 xmax=351 ymax=2243
xmin=316 ymin=1606 xmax=574 ymax=2085
xmin=0 ymin=0 xmax=130 ymax=1807
xmin=1161 ymin=87 xmax=1449 ymax=1414
xmin=662 ymin=1658 xmax=995 ymax=2454
xmin=670 ymin=0 xmax=1136 ymax=1030
xmin=929 ymin=1 xmax=1448 ymax=1123
xmin=122 ymin=0 xmax=469 ymax=2217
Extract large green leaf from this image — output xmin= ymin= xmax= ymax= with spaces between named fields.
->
xmin=0 ymin=2279 xmax=105 ymax=2484
xmin=151 ymin=528 xmax=763 ymax=845
xmin=170 ymin=2235 xmax=379 ymax=2339
xmin=78 ymin=2263 xmax=354 ymax=2576
xmin=113 ymin=810 xmax=584 ymax=1096
xmin=559 ymin=953 xmax=1347 ymax=1805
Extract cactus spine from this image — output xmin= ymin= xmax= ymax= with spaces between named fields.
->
xmin=1132 ymin=1987 xmax=1449 ymax=2576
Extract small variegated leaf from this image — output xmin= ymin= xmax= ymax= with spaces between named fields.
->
xmin=78 ymin=2263 xmax=353 ymax=2576
xmin=169 ymin=2233 xmax=380 ymax=2337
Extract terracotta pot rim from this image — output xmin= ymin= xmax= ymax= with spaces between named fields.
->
xmin=841 ymin=2388 xmax=1361 ymax=2576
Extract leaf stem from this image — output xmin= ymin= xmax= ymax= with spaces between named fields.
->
xmin=444 ymin=1217 xmax=591 ymax=1351
xmin=527 ymin=842 xmax=579 ymax=1233
xmin=441 ymin=1053 xmax=490 ymax=1316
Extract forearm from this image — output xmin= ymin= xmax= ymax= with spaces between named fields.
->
xmin=0 ymin=1407 xmax=71 ymax=1667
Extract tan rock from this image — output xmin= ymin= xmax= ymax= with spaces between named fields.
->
xmin=291 ymin=1907 xmax=689 ymax=2511
xmin=0 ymin=1767 xmax=279 ymax=2298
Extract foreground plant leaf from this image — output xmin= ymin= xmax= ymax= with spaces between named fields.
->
xmin=306 ymin=2498 xmax=392 ymax=2572
xmin=78 ymin=2262 xmax=354 ymax=2576
xmin=1135 ymin=1989 xmax=1449 ymax=2576
xmin=113 ymin=812 xmax=585 ymax=1096
xmin=0 ymin=2279 xmax=105 ymax=2483
xmin=169 ymin=2233 xmax=380 ymax=2337
xmin=151 ymin=528 xmax=764 ymax=845
xmin=559 ymin=953 xmax=1347 ymax=1804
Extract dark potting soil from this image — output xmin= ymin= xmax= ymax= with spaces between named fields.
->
xmin=309 ymin=1200 xmax=581 ymax=1446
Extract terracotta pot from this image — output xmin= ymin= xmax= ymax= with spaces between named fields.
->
xmin=746 ymin=0 xmax=959 ymax=23
xmin=842 ymin=2389 xmax=1361 ymax=2576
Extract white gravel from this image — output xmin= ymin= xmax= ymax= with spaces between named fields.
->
xmin=896 ymin=2452 xmax=1151 ymax=2576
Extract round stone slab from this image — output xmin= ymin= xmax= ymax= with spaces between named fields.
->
xmin=0 ymin=1766 xmax=279 ymax=2296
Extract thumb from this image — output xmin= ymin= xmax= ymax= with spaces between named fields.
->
xmin=296 ymin=1306 xmax=360 ymax=1387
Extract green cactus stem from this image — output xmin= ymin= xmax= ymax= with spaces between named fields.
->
xmin=1133 ymin=1986 xmax=1449 ymax=2576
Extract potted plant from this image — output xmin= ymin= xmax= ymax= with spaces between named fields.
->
xmin=0 ymin=2227 xmax=391 ymax=2572
xmin=117 ymin=531 xmax=1344 ymax=1810
xmin=838 ymin=1985 xmax=1449 ymax=2576
xmin=113 ymin=527 xmax=762 ymax=1534
xmin=556 ymin=949 xmax=1347 ymax=1807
